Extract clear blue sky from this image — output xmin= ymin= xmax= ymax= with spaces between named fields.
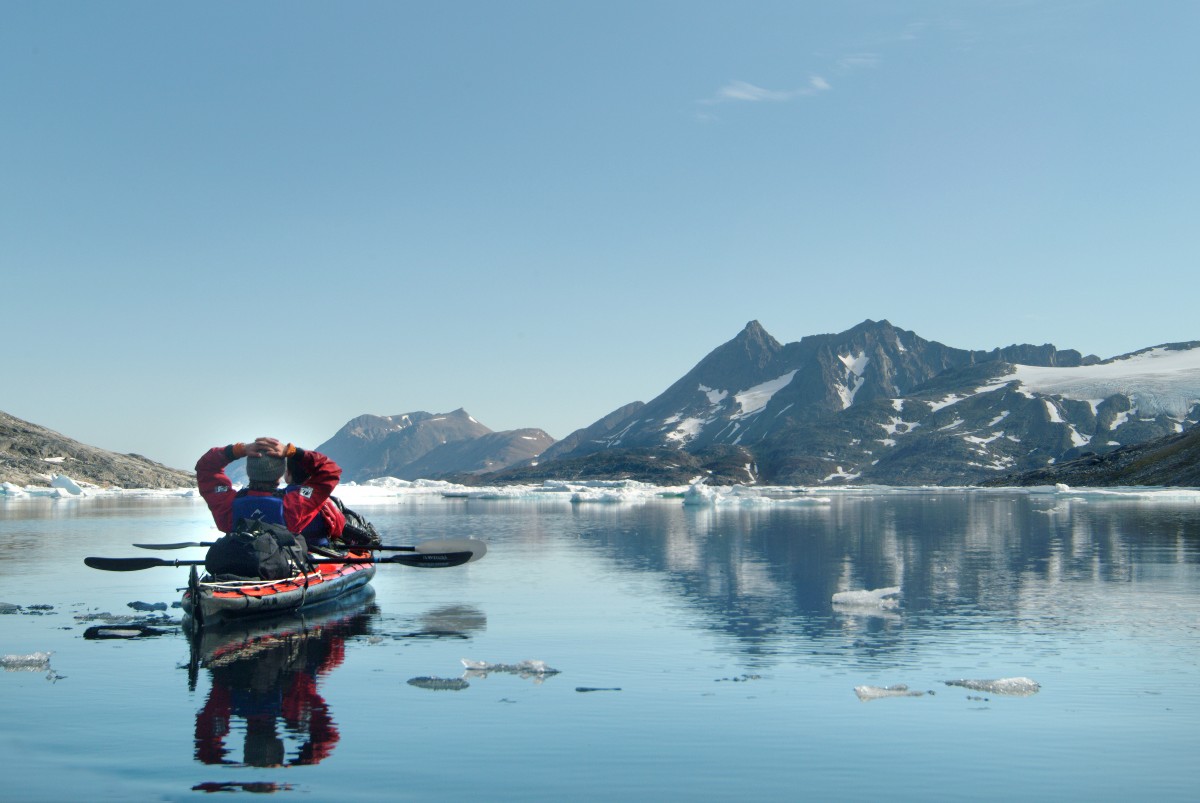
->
xmin=3 ymin=2 xmax=1197 ymax=471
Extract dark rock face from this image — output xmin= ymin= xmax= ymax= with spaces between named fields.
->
xmin=315 ymin=409 xmax=554 ymax=483
xmin=452 ymin=445 xmax=757 ymax=487
xmin=982 ymin=426 xmax=1200 ymax=487
xmin=0 ymin=411 xmax=194 ymax=488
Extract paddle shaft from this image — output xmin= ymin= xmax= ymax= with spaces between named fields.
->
xmin=85 ymin=551 xmax=472 ymax=572
xmin=133 ymin=538 xmax=487 ymax=563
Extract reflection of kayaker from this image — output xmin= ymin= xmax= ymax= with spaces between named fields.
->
xmin=192 ymin=589 xmax=376 ymax=767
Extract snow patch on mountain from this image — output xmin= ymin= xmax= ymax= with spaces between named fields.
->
xmin=1008 ymin=347 xmax=1200 ymax=418
xmin=838 ymin=352 xmax=869 ymax=409
xmin=734 ymin=371 xmax=798 ymax=418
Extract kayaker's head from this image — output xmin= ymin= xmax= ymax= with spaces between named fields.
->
xmin=246 ymin=455 xmax=285 ymax=491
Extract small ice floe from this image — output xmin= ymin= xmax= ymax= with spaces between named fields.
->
xmin=127 ymin=601 xmax=168 ymax=612
xmin=832 ymin=586 xmax=902 ymax=610
xmin=1 ymin=652 xmax=53 ymax=671
xmin=944 ymin=677 xmax=1040 ymax=696
xmin=461 ymin=659 xmax=560 ymax=682
xmin=0 ymin=602 xmax=21 ymax=615
xmin=407 ymin=676 xmax=470 ymax=691
xmin=83 ymin=625 xmax=168 ymax=640
xmin=854 ymin=684 xmax=926 ymax=702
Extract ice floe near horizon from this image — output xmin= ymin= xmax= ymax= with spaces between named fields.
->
xmin=3 ymin=474 xmax=1199 ymax=506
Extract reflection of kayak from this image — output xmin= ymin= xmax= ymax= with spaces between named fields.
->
xmin=182 ymin=549 xmax=376 ymax=628
xmin=190 ymin=587 xmax=377 ymax=767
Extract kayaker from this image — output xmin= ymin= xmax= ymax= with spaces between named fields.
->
xmin=196 ymin=436 xmax=346 ymax=547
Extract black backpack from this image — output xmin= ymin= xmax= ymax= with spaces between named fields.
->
xmin=205 ymin=519 xmax=311 ymax=580
xmin=330 ymin=497 xmax=382 ymax=547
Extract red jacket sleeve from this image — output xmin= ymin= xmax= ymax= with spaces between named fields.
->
xmin=196 ymin=446 xmax=237 ymax=533
xmin=282 ymin=449 xmax=342 ymax=534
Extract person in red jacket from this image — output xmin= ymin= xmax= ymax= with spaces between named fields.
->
xmin=196 ymin=436 xmax=346 ymax=546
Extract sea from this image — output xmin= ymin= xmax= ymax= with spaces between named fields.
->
xmin=2 ymin=481 xmax=1198 ymax=802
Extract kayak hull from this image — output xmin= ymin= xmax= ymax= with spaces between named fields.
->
xmin=182 ymin=552 xmax=376 ymax=627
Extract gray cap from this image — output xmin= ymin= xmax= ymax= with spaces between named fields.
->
xmin=246 ymin=455 xmax=285 ymax=484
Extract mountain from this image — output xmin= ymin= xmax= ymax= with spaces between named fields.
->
xmin=315 ymin=409 xmax=554 ymax=482
xmin=0 ymin=410 xmax=194 ymax=489
xmin=496 ymin=320 xmax=1200 ymax=486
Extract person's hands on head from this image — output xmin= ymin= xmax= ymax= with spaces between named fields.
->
xmin=252 ymin=437 xmax=285 ymax=458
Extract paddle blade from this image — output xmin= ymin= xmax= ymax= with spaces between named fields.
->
xmin=133 ymin=541 xmax=212 ymax=550
xmin=414 ymin=539 xmax=487 ymax=563
xmin=85 ymin=556 xmax=170 ymax=572
xmin=383 ymin=551 xmax=473 ymax=568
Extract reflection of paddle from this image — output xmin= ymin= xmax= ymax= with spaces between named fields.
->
xmin=134 ymin=538 xmax=487 ymax=563
xmin=85 ymin=551 xmax=473 ymax=572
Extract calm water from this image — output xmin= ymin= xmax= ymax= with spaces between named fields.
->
xmin=2 ymin=489 xmax=1198 ymax=802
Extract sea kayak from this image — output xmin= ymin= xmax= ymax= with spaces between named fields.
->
xmin=181 ymin=549 xmax=376 ymax=627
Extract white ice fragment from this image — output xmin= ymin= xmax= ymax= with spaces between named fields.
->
xmin=944 ymin=677 xmax=1040 ymax=696
xmin=832 ymin=586 xmax=901 ymax=609
xmin=50 ymin=475 xmax=83 ymax=495
xmin=1 ymin=651 xmax=53 ymax=671
xmin=854 ymin=684 xmax=925 ymax=701
xmin=461 ymin=659 xmax=560 ymax=677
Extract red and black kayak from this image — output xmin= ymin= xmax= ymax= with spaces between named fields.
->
xmin=182 ymin=549 xmax=377 ymax=627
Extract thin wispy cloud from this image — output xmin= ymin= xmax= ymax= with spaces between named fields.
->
xmin=702 ymin=76 xmax=831 ymax=106
xmin=836 ymin=53 xmax=880 ymax=72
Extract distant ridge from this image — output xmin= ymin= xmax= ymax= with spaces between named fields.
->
xmin=316 ymin=408 xmax=554 ymax=483
xmin=0 ymin=410 xmax=194 ymax=489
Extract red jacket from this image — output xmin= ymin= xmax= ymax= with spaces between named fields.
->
xmin=196 ymin=445 xmax=346 ymax=536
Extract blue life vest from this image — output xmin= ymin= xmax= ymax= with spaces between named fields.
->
xmin=233 ymin=488 xmax=330 ymax=546
xmin=232 ymin=490 xmax=286 ymax=526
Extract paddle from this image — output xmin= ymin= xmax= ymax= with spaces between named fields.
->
xmin=133 ymin=538 xmax=487 ymax=563
xmin=85 ymin=551 xmax=473 ymax=572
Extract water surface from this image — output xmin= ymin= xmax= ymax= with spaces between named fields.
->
xmin=2 ymin=488 xmax=1198 ymax=801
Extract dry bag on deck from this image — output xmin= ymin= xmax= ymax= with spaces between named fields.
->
xmin=331 ymin=497 xmax=382 ymax=547
xmin=205 ymin=520 xmax=310 ymax=580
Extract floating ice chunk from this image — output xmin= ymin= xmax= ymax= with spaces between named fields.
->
xmin=1 ymin=652 xmax=53 ymax=670
xmin=832 ymin=586 xmax=902 ymax=610
xmin=50 ymin=475 xmax=84 ymax=495
xmin=461 ymin=658 xmax=560 ymax=679
xmin=854 ymin=684 xmax=925 ymax=701
xmin=944 ymin=677 xmax=1040 ymax=696
xmin=1 ymin=482 xmax=27 ymax=497
xmin=408 ymin=676 xmax=470 ymax=691
xmin=682 ymin=481 xmax=719 ymax=506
